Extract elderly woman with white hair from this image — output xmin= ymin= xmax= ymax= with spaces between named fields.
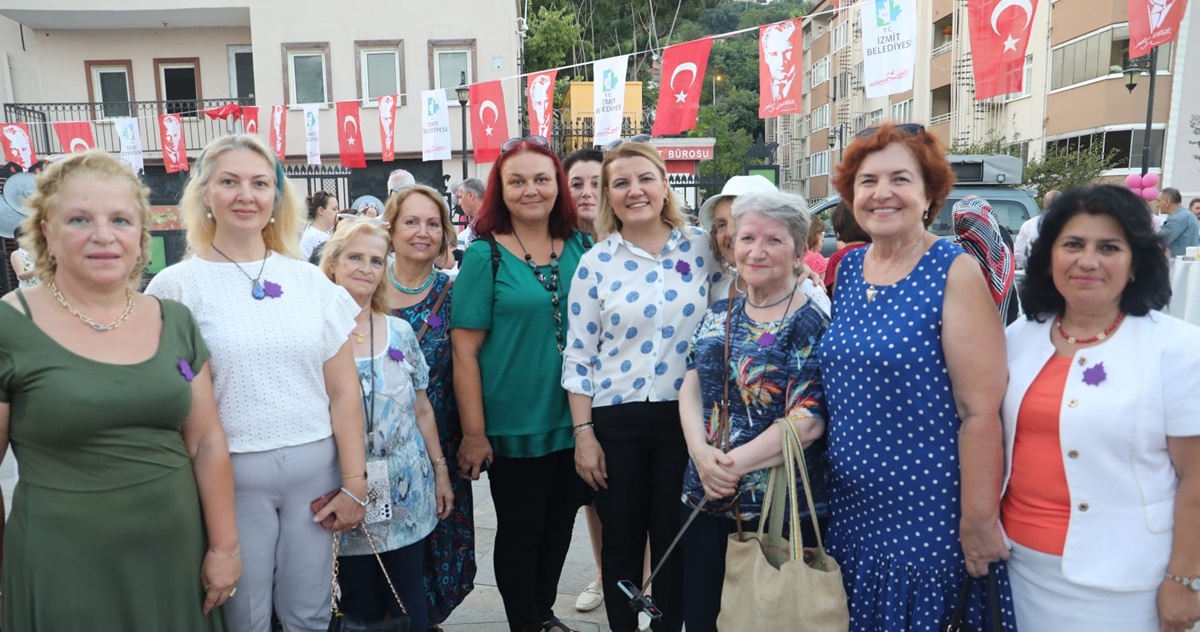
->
xmin=678 ymin=190 xmax=830 ymax=631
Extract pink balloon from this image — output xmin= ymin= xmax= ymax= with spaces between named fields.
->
xmin=1126 ymin=174 xmax=1144 ymax=189
xmin=1142 ymin=186 xmax=1159 ymax=201
xmin=1143 ymin=172 xmax=1160 ymax=188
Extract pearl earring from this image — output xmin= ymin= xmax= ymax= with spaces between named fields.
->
xmin=269 ymin=217 xmax=276 ymax=224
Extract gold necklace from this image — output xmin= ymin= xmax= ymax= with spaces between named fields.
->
xmin=352 ymin=314 xmax=371 ymax=343
xmin=865 ymin=237 xmax=926 ymax=303
xmin=48 ymin=278 xmax=135 ymax=332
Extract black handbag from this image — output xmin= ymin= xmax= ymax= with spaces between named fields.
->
xmin=942 ymin=565 xmax=1002 ymax=632
xmin=327 ymin=525 xmax=410 ymax=632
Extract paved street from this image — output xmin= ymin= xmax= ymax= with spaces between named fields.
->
xmin=441 ymin=475 xmax=613 ymax=632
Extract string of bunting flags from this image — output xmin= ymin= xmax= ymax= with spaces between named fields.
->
xmin=0 ymin=0 xmax=1187 ymax=173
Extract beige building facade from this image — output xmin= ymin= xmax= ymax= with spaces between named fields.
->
xmin=0 ymin=0 xmax=523 ymax=182
xmin=771 ymin=0 xmax=1198 ymax=200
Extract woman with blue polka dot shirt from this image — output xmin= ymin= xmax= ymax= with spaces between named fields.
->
xmin=561 ymin=142 xmax=715 ymax=632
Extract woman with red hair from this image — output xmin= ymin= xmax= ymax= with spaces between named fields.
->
xmin=450 ymin=137 xmax=591 ymax=632
xmin=818 ymin=123 xmax=1016 ymax=630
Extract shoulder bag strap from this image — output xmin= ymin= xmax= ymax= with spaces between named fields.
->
xmin=415 ymin=279 xmax=453 ymax=343
xmin=330 ymin=527 xmax=408 ymax=616
xmin=719 ymin=296 xmax=735 ymax=452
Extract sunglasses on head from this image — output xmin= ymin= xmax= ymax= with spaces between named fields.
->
xmin=500 ymin=135 xmax=550 ymax=154
xmin=603 ymin=134 xmax=652 ymax=152
xmin=856 ymin=123 xmax=925 ymax=139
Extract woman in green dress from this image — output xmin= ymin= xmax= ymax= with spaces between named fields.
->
xmin=0 ymin=151 xmax=240 ymax=631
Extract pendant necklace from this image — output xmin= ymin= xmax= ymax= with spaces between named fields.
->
xmin=210 ymin=245 xmax=280 ymax=300
xmin=747 ymin=283 xmax=798 ymax=349
xmin=48 ymin=278 xmax=135 ymax=332
xmin=864 ymin=237 xmax=925 ymax=303
xmin=388 ymin=264 xmax=435 ymax=294
xmin=513 ymin=231 xmax=564 ymax=353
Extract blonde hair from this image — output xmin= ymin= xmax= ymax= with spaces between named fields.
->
xmin=383 ymin=185 xmax=455 ymax=257
xmin=318 ymin=220 xmax=391 ymax=315
xmin=179 ymin=134 xmax=302 ymax=258
xmin=596 ymin=142 xmax=686 ymax=236
xmin=19 ymin=150 xmax=151 ymax=288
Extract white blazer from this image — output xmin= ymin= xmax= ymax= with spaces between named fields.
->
xmin=1001 ymin=311 xmax=1200 ymax=591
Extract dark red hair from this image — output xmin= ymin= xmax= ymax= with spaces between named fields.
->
xmin=833 ymin=122 xmax=956 ymax=228
xmin=473 ymin=140 xmax=579 ymax=240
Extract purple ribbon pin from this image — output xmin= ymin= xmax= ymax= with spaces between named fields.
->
xmin=387 ymin=347 xmax=405 ymax=363
xmin=1082 ymin=361 xmax=1107 ymax=386
xmin=757 ymin=332 xmax=776 ymax=348
xmin=425 ymin=313 xmax=443 ymax=329
xmin=262 ymin=281 xmax=283 ymax=298
xmin=675 ymin=260 xmax=691 ymax=275
xmin=177 ymin=359 xmax=195 ymax=382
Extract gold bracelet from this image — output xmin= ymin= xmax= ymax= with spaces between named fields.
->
xmin=208 ymin=546 xmax=240 ymax=558
xmin=343 ymin=471 xmax=367 ymax=480
xmin=432 ymin=456 xmax=448 ymax=468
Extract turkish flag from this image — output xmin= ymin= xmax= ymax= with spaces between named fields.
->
xmin=1129 ymin=0 xmax=1188 ymax=58
xmin=335 ymin=101 xmax=366 ymax=168
xmin=469 ymin=81 xmax=510 ymax=164
xmin=241 ymin=107 xmax=259 ymax=135
xmin=969 ymin=0 xmax=1040 ymax=101
xmin=652 ymin=38 xmax=713 ymax=136
xmin=378 ymin=95 xmax=398 ymax=162
xmin=758 ymin=19 xmax=803 ymax=117
xmin=268 ymin=105 xmax=287 ymax=161
xmin=53 ymin=121 xmax=96 ymax=154
xmin=158 ymin=114 xmax=189 ymax=173
xmin=0 ymin=122 xmax=37 ymax=170
xmin=204 ymin=103 xmax=242 ymax=120
xmin=526 ymin=70 xmax=558 ymax=142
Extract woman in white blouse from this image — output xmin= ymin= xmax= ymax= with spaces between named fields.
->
xmin=147 ymin=134 xmax=367 ymax=632
xmin=562 ymin=141 xmax=714 ymax=632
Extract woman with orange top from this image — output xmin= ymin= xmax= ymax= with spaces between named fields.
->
xmin=1002 ymin=185 xmax=1200 ymax=632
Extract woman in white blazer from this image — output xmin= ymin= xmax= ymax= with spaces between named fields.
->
xmin=1001 ymin=185 xmax=1200 ymax=632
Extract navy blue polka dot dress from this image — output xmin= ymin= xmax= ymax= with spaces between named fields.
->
xmin=818 ymin=240 xmax=1017 ymax=631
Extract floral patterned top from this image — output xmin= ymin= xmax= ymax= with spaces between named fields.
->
xmin=681 ymin=296 xmax=831 ymax=521
xmin=391 ymin=272 xmax=458 ymax=462
xmin=339 ymin=315 xmax=436 ymax=555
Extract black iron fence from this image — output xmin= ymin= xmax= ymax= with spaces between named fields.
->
xmin=520 ymin=109 xmax=658 ymax=157
xmin=284 ymin=164 xmax=353 ymax=206
xmin=3 ymin=98 xmax=253 ymax=157
xmin=667 ymin=173 xmax=729 ymax=216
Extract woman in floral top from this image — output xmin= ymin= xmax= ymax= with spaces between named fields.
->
xmin=678 ymin=191 xmax=830 ymax=632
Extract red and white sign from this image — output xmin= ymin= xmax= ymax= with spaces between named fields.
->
xmin=335 ymin=101 xmax=366 ymax=168
xmin=758 ymin=19 xmax=803 ymax=117
xmin=0 ymin=122 xmax=37 ymax=170
xmin=378 ymin=94 xmax=398 ymax=162
xmin=240 ymin=106 xmax=259 ymax=135
xmin=158 ymin=114 xmax=189 ymax=173
xmin=526 ymin=70 xmax=557 ymax=143
xmin=53 ymin=121 xmax=95 ymax=154
xmin=1128 ymin=0 xmax=1189 ymax=58
xmin=969 ymin=0 xmax=1040 ymax=101
xmin=469 ymin=81 xmax=510 ymax=164
xmin=652 ymin=38 xmax=713 ymax=136
xmin=269 ymin=105 xmax=287 ymax=161
xmin=657 ymin=146 xmax=714 ymax=161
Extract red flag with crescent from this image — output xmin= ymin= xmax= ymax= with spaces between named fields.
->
xmin=53 ymin=121 xmax=96 ymax=154
xmin=0 ymin=122 xmax=37 ymax=170
xmin=1128 ymin=0 xmax=1188 ymax=58
xmin=336 ymin=101 xmax=367 ymax=168
xmin=204 ymin=103 xmax=242 ymax=120
xmin=240 ymin=106 xmax=259 ymax=135
xmin=469 ymin=81 xmax=509 ymax=164
xmin=378 ymin=95 xmax=398 ymax=162
xmin=969 ymin=0 xmax=1040 ymax=100
xmin=758 ymin=19 xmax=803 ymax=117
xmin=269 ymin=105 xmax=287 ymax=161
xmin=158 ymin=114 xmax=189 ymax=173
xmin=652 ymin=38 xmax=713 ymax=136
xmin=525 ymin=70 xmax=558 ymax=143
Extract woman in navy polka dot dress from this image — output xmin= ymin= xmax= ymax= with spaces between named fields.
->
xmin=561 ymin=142 xmax=715 ymax=632
xmin=818 ymin=123 xmax=1017 ymax=631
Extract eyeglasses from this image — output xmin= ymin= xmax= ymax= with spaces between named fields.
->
xmin=856 ymin=123 xmax=925 ymax=139
xmin=500 ymin=135 xmax=550 ymax=154
xmin=337 ymin=213 xmax=390 ymax=229
xmin=603 ymin=133 xmax=652 ymax=152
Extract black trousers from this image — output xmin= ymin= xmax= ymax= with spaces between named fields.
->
xmin=593 ymin=400 xmax=688 ymax=632
xmin=680 ymin=506 xmax=828 ymax=632
xmin=337 ymin=539 xmax=428 ymax=630
xmin=488 ymin=448 xmax=589 ymax=632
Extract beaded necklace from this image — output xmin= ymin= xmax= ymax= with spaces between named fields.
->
xmin=388 ymin=264 xmax=435 ymax=295
xmin=513 ymin=231 xmax=564 ymax=353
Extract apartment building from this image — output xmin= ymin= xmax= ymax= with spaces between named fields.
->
xmin=771 ymin=0 xmax=1198 ymax=199
xmin=0 ymin=0 xmax=522 ymax=200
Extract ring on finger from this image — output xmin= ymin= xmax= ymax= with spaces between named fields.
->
xmin=229 ymin=587 xmax=237 ymax=598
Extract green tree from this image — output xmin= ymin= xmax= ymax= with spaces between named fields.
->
xmin=690 ymin=104 xmax=753 ymax=179
xmin=525 ymin=5 xmax=588 ymax=73
xmin=1023 ymin=139 xmax=1118 ymax=200
xmin=949 ymin=130 xmax=1024 ymax=158
xmin=1189 ymin=114 xmax=1200 ymax=163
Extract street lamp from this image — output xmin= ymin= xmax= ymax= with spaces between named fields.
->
xmin=1123 ymin=46 xmax=1159 ymax=176
xmin=712 ymin=75 xmax=723 ymax=106
xmin=456 ymin=71 xmax=470 ymax=181
xmin=828 ymin=123 xmax=845 ymax=162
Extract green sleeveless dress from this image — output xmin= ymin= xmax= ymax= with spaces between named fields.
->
xmin=0 ymin=293 xmax=226 ymax=632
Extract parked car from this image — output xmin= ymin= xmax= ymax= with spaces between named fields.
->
xmin=808 ymin=154 xmax=1037 ymax=257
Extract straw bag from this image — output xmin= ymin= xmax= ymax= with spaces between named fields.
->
xmin=716 ymin=420 xmax=849 ymax=631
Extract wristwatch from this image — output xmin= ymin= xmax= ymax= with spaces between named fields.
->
xmin=1165 ymin=571 xmax=1200 ymax=591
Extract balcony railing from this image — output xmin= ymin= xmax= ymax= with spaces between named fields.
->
xmin=930 ymin=112 xmax=953 ymax=126
xmin=4 ymin=98 xmax=253 ymax=157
